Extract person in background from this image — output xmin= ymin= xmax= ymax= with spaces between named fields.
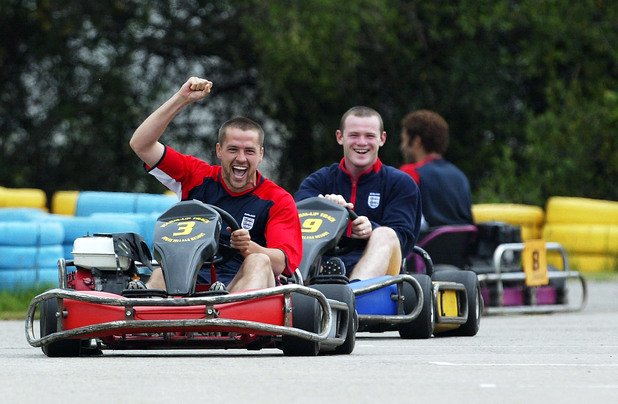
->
xmin=399 ymin=109 xmax=473 ymax=230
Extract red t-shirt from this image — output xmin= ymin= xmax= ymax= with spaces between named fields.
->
xmin=148 ymin=146 xmax=303 ymax=279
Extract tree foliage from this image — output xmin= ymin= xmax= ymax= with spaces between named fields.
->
xmin=1 ymin=0 xmax=616 ymax=205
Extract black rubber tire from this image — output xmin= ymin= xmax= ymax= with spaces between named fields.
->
xmin=40 ymin=298 xmax=82 ymax=357
xmin=312 ymin=284 xmax=356 ymax=355
xmin=398 ymin=274 xmax=434 ymax=339
xmin=432 ymin=269 xmax=482 ymax=337
xmin=282 ymin=292 xmax=320 ymax=356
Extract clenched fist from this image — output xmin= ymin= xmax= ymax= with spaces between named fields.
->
xmin=179 ymin=76 xmax=213 ymax=102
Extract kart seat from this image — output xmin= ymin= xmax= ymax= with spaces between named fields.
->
xmin=407 ymin=224 xmax=478 ymax=273
xmin=296 ymin=197 xmax=350 ymax=282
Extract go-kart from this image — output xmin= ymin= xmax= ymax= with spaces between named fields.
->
xmin=25 ymin=200 xmax=355 ymax=356
xmin=409 ymin=221 xmax=587 ymax=314
xmin=296 ymin=197 xmax=482 ymax=339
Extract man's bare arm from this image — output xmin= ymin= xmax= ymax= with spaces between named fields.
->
xmin=129 ymin=77 xmax=213 ymax=167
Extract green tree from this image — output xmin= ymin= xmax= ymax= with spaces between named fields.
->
xmin=1 ymin=0 xmax=616 ymax=206
xmin=0 ymin=0 xmax=259 ymax=197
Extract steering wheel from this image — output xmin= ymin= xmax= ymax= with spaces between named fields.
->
xmin=205 ymin=205 xmax=240 ymax=266
xmin=328 ymin=207 xmax=361 ymax=256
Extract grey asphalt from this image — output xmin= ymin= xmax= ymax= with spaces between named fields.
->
xmin=1 ymin=279 xmax=617 ymax=403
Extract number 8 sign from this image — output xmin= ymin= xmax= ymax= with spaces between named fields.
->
xmin=522 ymin=239 xmax=550 ymax=287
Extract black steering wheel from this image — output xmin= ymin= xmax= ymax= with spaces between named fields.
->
xmin=205 ymin=205 xmax=240 ymax=266
xmin=328 ymin=207 xmax=362 ymax=256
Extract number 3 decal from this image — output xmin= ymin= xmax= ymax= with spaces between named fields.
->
xmin=172 ymin=221 xmax=196 ymax=236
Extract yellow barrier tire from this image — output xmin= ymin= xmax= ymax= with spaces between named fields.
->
xmin=568 ymin=253 xmax=618 ymax=273
xmin=542 ymin=224 xmax=618 ymax=255
xmin=473 ymin=204 xmax=544 ymax=239
xmin=0 ymin=188 xmax=47 ymax=209
xmin=472 ymin=204 xmax=544 ymax=225
xmin=51 ymin=191 xmax=79 ymax=216
xmin=545 ymin=196 xmax=618 ymax=225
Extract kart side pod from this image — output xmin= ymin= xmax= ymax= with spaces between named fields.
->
xmin=350 ymin=275 xmax=424 ymax=324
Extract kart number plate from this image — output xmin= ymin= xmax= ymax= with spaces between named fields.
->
xmin=522 ymin=239 xmax=549 ymax=287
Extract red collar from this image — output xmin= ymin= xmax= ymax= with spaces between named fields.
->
xmin=411 ymin=155 xmax=441 ymax=169
xmin=338 ymin=157 xmax=382 ymax=177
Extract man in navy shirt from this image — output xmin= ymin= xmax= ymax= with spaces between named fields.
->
xmin=130 ymin=77 xmax=302 ymax=292
xmin=399 ymin=109 xmax=473 ymax=229
xmin=295 ymin=106 xmax=421 ymax=280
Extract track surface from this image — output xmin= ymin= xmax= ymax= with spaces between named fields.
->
xmin=1 ymin=280 xmax=617 ymax=403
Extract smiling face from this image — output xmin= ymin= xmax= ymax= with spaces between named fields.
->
xmin=337 ymin=114 xmax=386 ymax=178
xmin=216 ymin=127 xmax=264 ymax=193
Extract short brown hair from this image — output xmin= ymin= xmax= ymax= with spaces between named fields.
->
xmin=340 ymin=106 xmax=384 ymax=133
xmin=218 ymin=117 xmax=265 ymax=146
xmin=400 ymin=109 xmax=449 ymax=154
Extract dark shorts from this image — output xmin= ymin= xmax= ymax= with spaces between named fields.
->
xmin=196 ymin=255 xmax=243 ymax=286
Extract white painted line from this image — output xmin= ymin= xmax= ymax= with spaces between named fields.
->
xmin=430 ymin=361 xmax=618 ymax=367
xmin=578 ymin=385 xmax=618 ymax=389
xmin=479 ymin=383 xmax=496 ymax=388
xmin=423 ymin=345 xmax=618 ymax=349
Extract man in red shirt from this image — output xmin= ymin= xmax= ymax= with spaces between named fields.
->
xmin=129 ymin=77 xmax=302 ymax=292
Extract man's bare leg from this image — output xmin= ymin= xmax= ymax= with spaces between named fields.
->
xmin=227 ymin=253 xmax=276 ymax=292
xmin=348 ymin=227 xmax=402 ymax=280
xmin=145 ymin=267 xmax=167 ymax=290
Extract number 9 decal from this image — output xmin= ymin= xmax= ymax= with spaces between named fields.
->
xmin=301 ymin=218 xmax=323 ymax=233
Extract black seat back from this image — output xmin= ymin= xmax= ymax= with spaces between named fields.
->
xmin=407 ymin=224 xmax=478 ymax=273
xmin=153 ymin=200 xmax=221 ymax=295
xmin=296 ymin=197 xmax=350 ymax=282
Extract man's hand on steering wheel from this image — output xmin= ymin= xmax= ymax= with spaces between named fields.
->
xmin=350 ymin=216 xmax=372 ymax=240
xmin=318 ymin=193 xmax=354 ymax=210
xmin=228 ymin=227 xmax=254 ymax=257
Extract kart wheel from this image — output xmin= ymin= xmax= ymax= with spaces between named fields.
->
xmin=432 ymin=269 xmax=482 ymax=336
xmin=312 ymin=284 xmax=356 ymax=355
xmin=40 ymin=298 xmax=82 ymax=357
xmin=282 ymin=292 xmax=320 ymax=356
xmin=398 ymin=274 xmax=434 ymax=339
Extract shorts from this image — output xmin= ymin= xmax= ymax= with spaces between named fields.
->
xmin=196 ymin=255 xmax=243 ymax=286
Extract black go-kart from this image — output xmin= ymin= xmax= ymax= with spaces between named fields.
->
xmin=408 ymin=221 xmax=587 ymax=314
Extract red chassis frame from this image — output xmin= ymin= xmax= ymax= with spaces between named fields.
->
xmin=26 ymin=281 xmax=343 ymax=352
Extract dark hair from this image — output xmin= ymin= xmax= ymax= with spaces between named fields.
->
xmin=218 ymin=117 xmax=265 ymax=146
xmin=340 ymin=106 xmax=384 ymax=133
xmin=400 ymin=109 xmax=449 ymax=154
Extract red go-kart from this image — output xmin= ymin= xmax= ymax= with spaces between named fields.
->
xmin=25 ymin=200 xmax=355 ymax=356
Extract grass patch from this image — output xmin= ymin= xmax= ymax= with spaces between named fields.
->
xmin=0 ymin=284 xmax=55 ymax=320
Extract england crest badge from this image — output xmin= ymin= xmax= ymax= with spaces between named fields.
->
xmin=241 ymin=213 xmax=256 ymax=230
xmin=368 ymin=192 xmax=381 ymax=208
